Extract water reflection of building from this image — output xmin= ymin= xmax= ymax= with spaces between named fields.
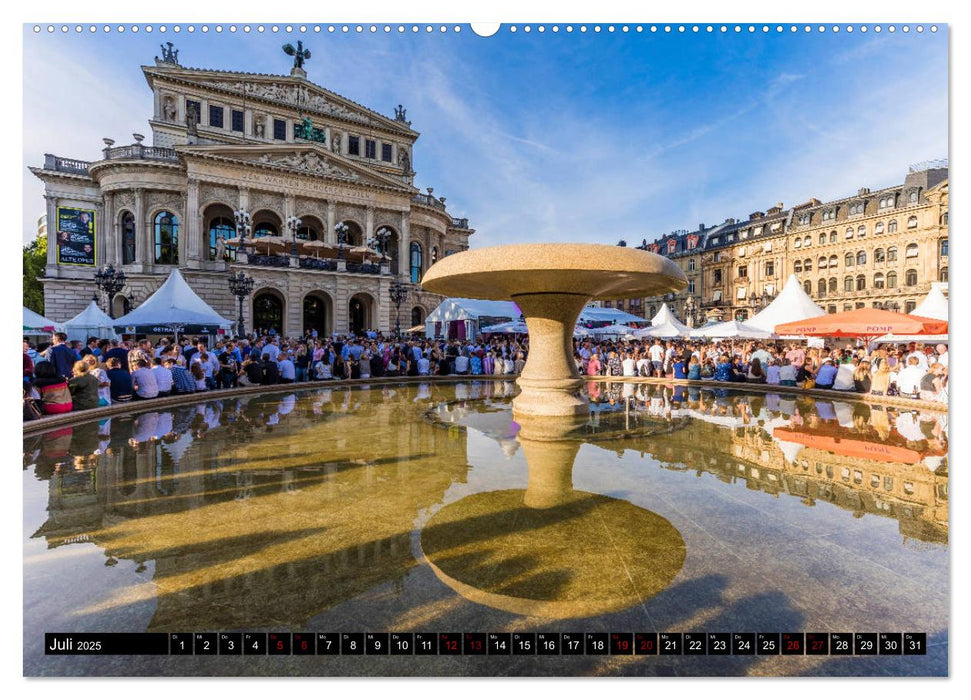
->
xmin=584 ymin=385 xmax=948 ymax=544
xmin=26 ymin=384 xmax=474 ymax=629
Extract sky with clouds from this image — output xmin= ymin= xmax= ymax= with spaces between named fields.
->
xmin=21 ymin=24 xmax=948 ymax=247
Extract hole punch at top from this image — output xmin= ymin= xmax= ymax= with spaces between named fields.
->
xmin=470 ymin=23 xmax=501 ymax=37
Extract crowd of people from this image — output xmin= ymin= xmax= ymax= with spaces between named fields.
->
xmin=573 ymin=336 xmax=948 ymax=402
xmin=23 ymin=327 xmax=948 ymax=420
xmin=23 ymin=330 xmax=530 ymax=419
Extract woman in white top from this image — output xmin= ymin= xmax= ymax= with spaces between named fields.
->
xmin=359 ymin=350 xmax=371 ymax=379
xmin=503 ymin=356 xmax=517 ymax=374
xmin=83 ymin=354 xmax=112 ymax=406
xmin=313 ymin=359 xmax=333 ymax=380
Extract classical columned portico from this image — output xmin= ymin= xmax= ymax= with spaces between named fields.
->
xmin=185 ymin=178 xmax=201 ymax=267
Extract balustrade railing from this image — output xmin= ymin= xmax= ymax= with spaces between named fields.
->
xmin=299 ymin=257 xmax=337 ymax=271
xmin=248 ymin=254 xmax=291 ymax=268
xmin=43 ymin=154 xmax=91 ymax=175
xmin=412 ymin=193 xmax=446 ymax=210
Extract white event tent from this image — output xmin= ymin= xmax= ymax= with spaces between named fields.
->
xmin=635 ymin=303 xmax=692 ymax=338
xmin=911 ymin=283 xmax=948 ymax=321
xmin=112 ymin=269 xmax=234 ymax=336
xmin=426 ymin=299 xmax=648 ymax=339
xmin=746 ymin=274 xmax=825 ymax=334
xmin=689 ymin=319 xmax=775 ymax=339
xmin=23 ymin=307 xmax=63 ymax=336
xmin=425 ymin=298 xmax=520 ymax=339
xmin=64 ymin=299 xmax=119 ymax=342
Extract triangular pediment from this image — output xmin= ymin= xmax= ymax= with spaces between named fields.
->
xmin=177 ymin=142 xmax=417 ymax=192
xmin=144 ymin=65 xmax=416 ymax=137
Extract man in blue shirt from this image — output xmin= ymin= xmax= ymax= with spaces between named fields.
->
xmin=47 ymin=332 xmax=77 ymax=380
xmin=814 ymin=358 xmax=838 ymax=389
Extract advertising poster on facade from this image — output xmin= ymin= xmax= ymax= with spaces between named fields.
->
xmin=55 ymin=207 xmax=96 ymax=266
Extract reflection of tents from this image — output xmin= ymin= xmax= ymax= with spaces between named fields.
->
xmin=113 ymin=270 xmax=233 ymax=335
xmin=635 ymin=303 xmax=691 ymax=338
xmin=23 ymin=307 xmax=63 ymax=336
xmin=747 ymin=274 xmax=825 ymax=334
xmin=64 ymin=299 xmax=119 ymax=342
xmin=690 ymin=319 xmax=775 ymax=339
xmin=424 ymin=298 xmax=520 ymax=339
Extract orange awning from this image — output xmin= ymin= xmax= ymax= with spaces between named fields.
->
xmin=774 ymin=308 xmax=947 ymax=340
xmin=773 ymin=427 xmax=928 ymax=464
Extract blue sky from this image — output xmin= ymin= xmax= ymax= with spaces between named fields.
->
xmin=22 ymin=23 xmax=948 ymax=246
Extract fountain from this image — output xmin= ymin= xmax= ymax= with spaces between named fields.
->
xmin=420 ymin=409 xmax=686 ymax=618
xmin=422 ymin=243 xmax=686 ymax=417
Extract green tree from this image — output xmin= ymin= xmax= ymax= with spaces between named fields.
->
xmin=23 ymin=235 xmax=46 ymax=314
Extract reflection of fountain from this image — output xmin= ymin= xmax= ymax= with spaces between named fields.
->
xmin=422 ymin=243 xmax=685 ymax=417
xmin=420 ymin=412 xmax=686 ymax=618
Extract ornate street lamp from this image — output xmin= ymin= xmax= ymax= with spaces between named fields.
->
xmin=93 ymin=263 xmax=127 ymax=318
xmin=370 ymin=226 xmax=392 ymax=263
xmin=228 ymin=270 xmax=255 ymax=338
xmin=335 ymin=220 xmax=349 ymax=260
xmin=286 ymin=215 xmax=302 ymax=257
xmin=234 ymin=209 xmax=252 ymax=253
xmin=389 ymin=279 xmax=408 ymax=337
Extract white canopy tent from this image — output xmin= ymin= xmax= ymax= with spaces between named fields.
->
xmin=577 ymin=305 xmax=647 ymax=325
xmin=23 ymin=307 xmax=63 ymax=336
xmin=747 ymin=274 xmax=825 ymax=334
xmin=424 ymin=298 xmax=521 ymax=339
xmin=64 ymin=299 xmax=119 ymax=342
xmin=911 ymin=282 xmax=948 ymax=321
xmin=689 ymin=319 xmax=776 ymax=339
xmin=635 ymin=303 xmax=692 ymax=338
xmin=590 ymin=323 xmax=635 ymax=338
xmin=112 ymin=269 xmax=233 ymax=336
xmin=480 ymin=320 xmax=529 ymax=334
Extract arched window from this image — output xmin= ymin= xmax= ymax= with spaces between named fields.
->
xmin=817 ymin=278 xmax=827 ymax=297
xmin=856 ymin=251 xmax=867 ymax=266
xmin=411 ymin=306 xmax=424 ymax=327
xmin=829 ymin=230 xmax=837 ymax=243
xmin=153 ymin=211 xmax=179 ymax=265
xmin=829 ymin=255 xmax=838 ymax=268
xmin=794 ymin=238 xmax=802 ymax=249
xmin=887 ymin=246 xmax=898 ymax=262
xmin=874 ymin=273 xmax=885 ymax=289
xmin=845 ymin=227 xmax=854 ymax=240
xmin=940 ymin=266 xmax=948 ymax=282
xmin=874 ymin=221 xmax=885 ymax=234
xmin=818 ymin=256 xmax=827 ymax=269
xmin=905 ymin=269 xmax=918 ymax=286
xmin=829 ymin=277 xmax=838 ymax=294
xmin=296 ymin=226 xmax=318 ymax=241
xmin=887 ymin=271 xmax=897 ymax=288
xmin=844 ymin=276 xmax=854 ymax=292
xmin=907 ymin=216 xmax=918 ymax=229
xmin=905 ymin=243 xmax=919 ymax=258
xmin=254 ymin=222 xmax=277 ymax=237
xmin=794 ymin=260 xmax=802 ymax=273
xmin=856 ymin=274 xmax=866 ymax=291
xmin=909 ymin=190 xmax=920 ymax=203
xmin=857 ymin=225 xmax=866 ymax=238
xmin=649 ymin=305 xmax=657 ymax=317
xmin=844 ymin=252 xmax=854 ymax=268
xmin=121 ymin=211 xmax=136 ymax=265
xmin=803 ymin=235 xmax=811 ymax=247
xmin=874 ymin=248 xmax=885 ymax=263
xmin=888 ymin=219 xmax=898 ymax=233
xmin=409 ymin=242 xmax=423 ymax=284
xmin=818 ymin=232 xmax=827 ymax=245
xmin=431 ymin=246 xmax=439 ymax=265
xmin=208 ymin=216 xmax=235 ymax=261
xmin=803 ymin=280 xmax=812 ymax=295
xmin=804 ymin=258 xmax=812 ymax=272
xmin=942 ymin=212 xmax=948 ymax=226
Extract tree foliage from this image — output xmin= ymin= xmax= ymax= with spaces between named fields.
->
xmin=23 ymin=235 xmax=46 ymax=314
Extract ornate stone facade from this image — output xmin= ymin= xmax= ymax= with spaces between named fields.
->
xmin=31 ymin=49 xmax=475 ymax=336
xmin=615 ymin=164 xmax=948 ymax=325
